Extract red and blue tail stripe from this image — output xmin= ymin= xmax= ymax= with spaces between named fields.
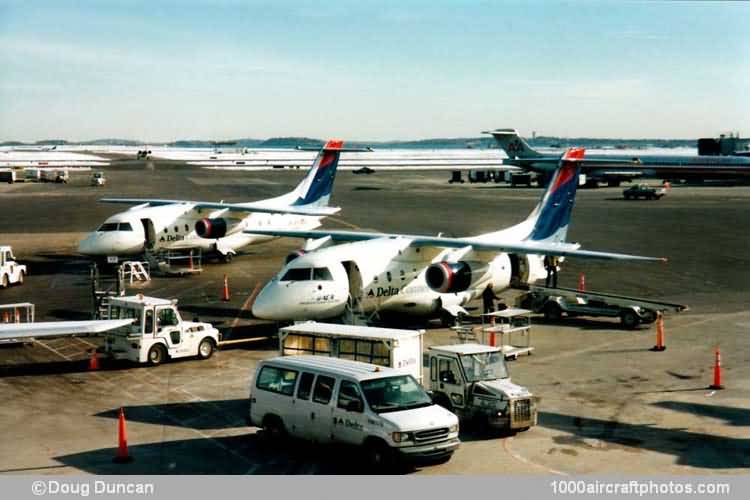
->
xmin=528 ymin=147 xmax=584 ymax=242
xmin=293 ymin=140 xmax=343 ymax=206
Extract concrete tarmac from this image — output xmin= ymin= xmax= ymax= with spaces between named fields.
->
xmin=0 ymin=162 xmax=748 ymax=474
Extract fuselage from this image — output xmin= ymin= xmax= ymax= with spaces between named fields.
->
xmin=78 ymin=204 xmax=323 ymax=256
xmin=251 ymin=237 xmax=547 ymax=321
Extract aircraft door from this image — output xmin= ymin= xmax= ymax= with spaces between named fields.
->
xmin=342 ymin=261 xmax=362 ymax=307
xmin=141 ymin=218 xmax=156 ymax=250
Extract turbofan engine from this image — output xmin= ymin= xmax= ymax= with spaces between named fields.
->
xmin=195 ymin=218 xmax=232 ymax=239
xmin=425 ymin=261 xmax=489 ymax=294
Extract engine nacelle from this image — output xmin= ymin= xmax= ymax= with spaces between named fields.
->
xmin=195 ymin=218 xmax=228 ymax=239
xmin=285 ymin=249 xmax=306 ymax=264
xmin=426 ymin=261 xmax=489 ymax=294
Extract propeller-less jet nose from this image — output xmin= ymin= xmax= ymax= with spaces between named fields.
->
xmin=251 ymin=281 xmax=287 ymax=321
xmin=78 ymin=231 xmax=144 ymax=256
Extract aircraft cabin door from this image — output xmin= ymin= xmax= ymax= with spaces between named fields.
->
xmin=141 ymin=218 xmax=156 ymax=250
xmin=342 ymin=261 xmax=363 ymax=309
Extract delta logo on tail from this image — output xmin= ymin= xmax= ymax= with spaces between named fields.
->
xmin=528 ymin=147 xmax=584 ymax=242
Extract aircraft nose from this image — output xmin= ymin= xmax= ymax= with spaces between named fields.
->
xmin=77 ymin=233 xmax=99 ymax=255
xmin=251 ymin=282 xmax=283 ymax=320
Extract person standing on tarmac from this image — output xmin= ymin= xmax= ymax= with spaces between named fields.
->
xmin=544 ymin=255 xmax=559 ymax=288
xmin=482 ymin=282 xmax=501 ymax=314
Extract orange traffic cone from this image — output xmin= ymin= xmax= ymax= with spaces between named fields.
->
xmin=709 ymin=347 xmax=725 ymax=390
xmin=89 ymin=350 xmax=100 ymax=371
xmin=578 ymin=273 xmax=585 ymax=292
xmin=650 ymin=313 xmax=666 ymax=351
xmin=113 ymin=407 xmax=133 ymax=463
xmin=222 ymin=274 xmax=230 ymax=301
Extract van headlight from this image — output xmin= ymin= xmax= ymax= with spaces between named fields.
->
xmin=392 ymin=432 xmax=414 ymax=443
xmin=449 ymin=424 xmax=459 ymax=433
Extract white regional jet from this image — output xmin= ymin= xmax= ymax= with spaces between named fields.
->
xmin=78 ymin=140 xmax=348 ymax=261
xmin=248 ymin=148 xmax=665 ymax=322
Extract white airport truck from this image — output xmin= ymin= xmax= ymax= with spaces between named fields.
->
xmin=1 ymin=246 xmax=26 ymax=288
xmin=102 ymin=295 xmax=220 ymax=365
xmin=278 ymin=322 xmax=537 ymax=432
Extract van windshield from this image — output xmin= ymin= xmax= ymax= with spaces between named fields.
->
xmin=360 ymin=375 xmax=432 ymax=414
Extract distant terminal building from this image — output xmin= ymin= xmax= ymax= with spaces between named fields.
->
xmin=698 ymin=132 xmax=750 ymax=157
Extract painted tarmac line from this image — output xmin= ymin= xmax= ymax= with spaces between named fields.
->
xmin=502 ymin=436 xmax=567 ymax=476
xmin=229 ymin=282 xmax=261 ymax=331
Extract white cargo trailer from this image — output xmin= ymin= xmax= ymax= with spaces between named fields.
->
xmin=278 ymin=322 xmax=424 ymax=382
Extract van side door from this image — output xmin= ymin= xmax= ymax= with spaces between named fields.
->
xmin=331 ymin=380 xmax=367 ymax=445
xmin=294 ymin=374 xmax=336 ymax=443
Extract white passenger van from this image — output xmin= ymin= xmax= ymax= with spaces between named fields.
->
xmin=249 ymin=355 xmax=460 ymax=467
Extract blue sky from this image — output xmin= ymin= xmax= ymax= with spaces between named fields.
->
xmin=0 ymin=0 xmax=747 ymax=141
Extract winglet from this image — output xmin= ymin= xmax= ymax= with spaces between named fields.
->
xmin=562 ymin=147 xmax=586 ymax=162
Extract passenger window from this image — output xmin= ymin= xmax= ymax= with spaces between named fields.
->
xmin=312 ymin=375 xmax=335 ymax=405
xmin=118 ymin=222 xmax=133 ymax=231
xmin=313 ymin=267 xmax=333 ymax=281
xmin=164 ymin=227 xmax=168 ymax=233
xmin=297 ymin=372 xmax=315 ymax=400
xmin=256 ymin=366 xmax=299 ymax=396
xmin=337 ymin=381 xmax=364 ymax=412
xmin=386 ymin=272 xmax=392 ymax=282
xmin=184 ymin=224 xmax=189 ymax=232
xmin=281 ymin=268 xmax=311 ymax=281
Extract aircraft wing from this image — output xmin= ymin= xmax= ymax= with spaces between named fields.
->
xmin=99 ymin=198 xmax=340 ymax=216
xmin=0 ymin=319 xmax=135 ymax=343
xmin=243 ymin=229 xmax=666 ymax=262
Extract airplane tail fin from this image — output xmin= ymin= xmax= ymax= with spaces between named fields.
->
xmin=290 ymin=140 xmax=344 ymax=206
xmin=484 ymin=128 xmax=541 ymax=159
xmin=523 ymin=147 xmax=585 ymax=243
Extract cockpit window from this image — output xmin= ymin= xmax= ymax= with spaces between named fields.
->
xmin=98 ymin=223 xmax=119 ymax=232
xmin=281 ymin=268 xmax=312 ymax=281
xmin=313 ymin=267 xmax=333 ymax=281
xmin=98 ymin=222 xmax=133 ymax=232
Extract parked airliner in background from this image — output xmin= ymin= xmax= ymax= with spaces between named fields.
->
xmin=488 ymin=129 xmax=750 ymax=187
xmin=78 ymin=140 xmax=349 ymax=261
xmin=248 ymin=148 xmax=665 ymax=323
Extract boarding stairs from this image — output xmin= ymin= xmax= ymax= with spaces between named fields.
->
xmin=121 ymin=261 xmax=150 ymax=285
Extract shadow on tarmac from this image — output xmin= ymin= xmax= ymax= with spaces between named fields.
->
xmin=0 ymin=358 xmax=134 ymax=378
xmin=53 ymin=433 xmax=432 ymax=474
xmin=539 ymin=411 xmax=750 ymax=469
xmin=652 ymin=401 xmax=750 ymax=427
xmin=95 ymin=399 xmax=249 ymax=431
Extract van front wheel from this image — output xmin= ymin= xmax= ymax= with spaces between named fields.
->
xmin=365 ymin=439 xmax=395 ymax=470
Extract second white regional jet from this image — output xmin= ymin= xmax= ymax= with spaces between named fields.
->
xmin=247 ymin=148 xmax=666 ymax=322
xmin=78 ymin=140 xmax=349 ymax=260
